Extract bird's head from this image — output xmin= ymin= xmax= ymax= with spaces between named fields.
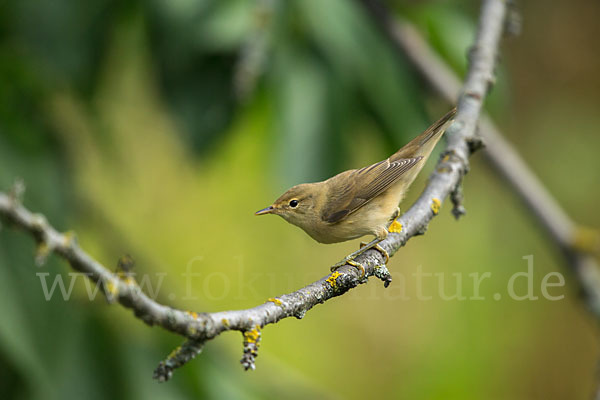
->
xmin=255 ymin=183 xmax=320 ymax=227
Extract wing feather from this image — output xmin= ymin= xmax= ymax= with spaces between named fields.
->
xmin=322 ymin=157 xmax=422 ymax=223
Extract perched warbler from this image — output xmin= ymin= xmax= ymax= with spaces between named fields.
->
xmin=256 ymin=108 xmax=456 ymax=276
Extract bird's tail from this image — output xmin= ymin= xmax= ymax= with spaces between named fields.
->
xmin=390 ymin=107 xmax=457 ymax=161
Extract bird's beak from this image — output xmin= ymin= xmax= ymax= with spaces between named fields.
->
xmin=255 ymin=205 xmax=275 ymax=215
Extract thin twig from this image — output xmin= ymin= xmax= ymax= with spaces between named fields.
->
xmin=0 ymin=0 xmax=508 ymax=380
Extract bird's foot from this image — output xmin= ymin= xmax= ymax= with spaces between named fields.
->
xmin=359 ymin=241 xmax=389 ymax=263
xmin=330 ymin=256 xmax=366 ymax=279
xmin=331 ymin=241 xmax=389 ymax=280
xmin=347 ymin=259 xmax=366 ymax=279
xmin=330 ymin=257 xmax=349 ymax=272
xmin=372 ymin=243 xmax=390 ymax=264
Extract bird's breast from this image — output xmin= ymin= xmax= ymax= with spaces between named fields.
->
xmin=295 ymin=203 xmax=393 ymax=244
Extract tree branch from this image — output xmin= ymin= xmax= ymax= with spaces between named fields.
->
xmin=0 ymin=0 xmax=508 ymax=381
xmin=359 ymin=0 xmax=600 ymax=318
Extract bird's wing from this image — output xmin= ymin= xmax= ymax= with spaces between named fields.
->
xmin=321 ymin=157 xmax=422 ymax=223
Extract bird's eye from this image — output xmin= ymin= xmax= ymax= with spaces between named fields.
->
xmin=289 ymin=200 xmax=299 ymax=208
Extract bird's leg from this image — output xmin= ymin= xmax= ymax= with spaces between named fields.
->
xmin=330 ymin=210 xmax=399 ymax=278
xmin=331 ymin=236 xmax=388 ymax=279
xmin=390 ymin=207 xmax=401 ymax=222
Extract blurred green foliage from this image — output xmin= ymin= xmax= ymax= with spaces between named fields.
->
xmin=1 ymin=0 xmax=600 ymax=399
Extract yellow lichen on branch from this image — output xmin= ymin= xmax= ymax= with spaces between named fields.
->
xmin=104 ymin=279 xmax=119 ymax=301
xmin=572 ymin=226 xmax=600 ymax=255
xmin=431 ymin=198 xmax=441 ymax=215
xmin=244 ymin=325 xmax=261 ymax=345
xmin=267 ymin=297 xmax=283 ymax=306
xmin=389 ymin=220 xmax=403 ymax=233
xmin=326 ymin=271 xmax=341 ymax=288
xmin=185 ymin=311 xmax=199 ymax=319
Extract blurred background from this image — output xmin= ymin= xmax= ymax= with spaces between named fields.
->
xmin=1 ymin=0 xmax=599 ymax=399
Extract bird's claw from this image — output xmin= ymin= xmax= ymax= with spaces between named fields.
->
xmin=330 ymin=258 xmax=349 ymax=272
xmin=347 ymin=259 xmax=366 ymax=279
xmin=331 ymin=242 xmax=389 ymax=280
xmin=330 ymin=258 xmax=366 ymax=280
xmin=372 ymin=243 xmax=389 ymax=264
xmin=358 ymin=242 xmax=389 ymax=263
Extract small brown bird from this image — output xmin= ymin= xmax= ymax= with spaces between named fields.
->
xmin=256 ymin=108 xmax=456 ymax=276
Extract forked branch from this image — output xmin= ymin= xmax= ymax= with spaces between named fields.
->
xmin=0 ymin=0 xmax=508 ymax=381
